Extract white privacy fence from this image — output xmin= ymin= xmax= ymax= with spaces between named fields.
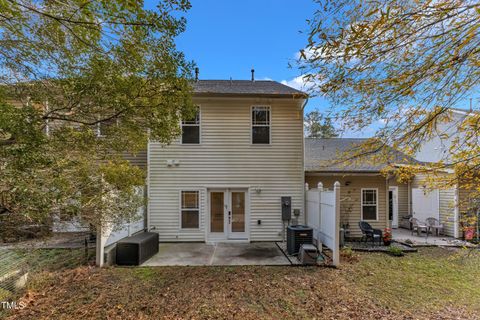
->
xmin=306 ymin=182 xmax=340 ymax=266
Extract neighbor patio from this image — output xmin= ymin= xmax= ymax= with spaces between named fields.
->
xmin=392 ymin=228 xmax=474 ymax=247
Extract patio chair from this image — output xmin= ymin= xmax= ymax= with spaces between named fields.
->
xmin=409 ymin=217 xmax=429 ymax=237
xmin=358 ymin=221 xmax=382 ymax=245
xmin=426 ymin=217 xmax=443 ymax=236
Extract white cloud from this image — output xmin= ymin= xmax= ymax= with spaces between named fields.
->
xmin=281 ymin=73 xmax=323 ymax=92
xmin=295 ymin=47 xmax=318 ymax=61
xmin=281 ymin=75 xmax=309 ymax=90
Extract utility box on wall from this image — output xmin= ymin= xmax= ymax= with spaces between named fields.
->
xmin=281 ymin=196 xmax=292 ymax=221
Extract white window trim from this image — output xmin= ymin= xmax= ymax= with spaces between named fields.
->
xmin=179 ymin=190 xmax=201 ymax=230
xmin=44 ymin=100 xmax=50 ymax=137
xmin=181 ymin=105 xmax=201 ymax=145
xmin=361 ymin=188 xmax=379 ymax=221
xmin=250 ymin=105 xmax=271 ymax=145
xmin=96 ymin=122 xmax=104 ymax=137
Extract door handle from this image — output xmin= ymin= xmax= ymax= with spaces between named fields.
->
xmin=228 ymin=211 xmax=231 ymax=224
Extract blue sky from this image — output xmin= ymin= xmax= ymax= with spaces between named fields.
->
xmin=164 ymin=0 xmax=342 ymax=132
xmin=146 ymin=0 xmax=478 ymax=138
xmin=174 ymin=0 xmax=315 ymax=84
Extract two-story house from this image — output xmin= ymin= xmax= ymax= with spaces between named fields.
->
xmin=147 ymin=79 xmax=308 ymax=243
xmin=410 ymin=107 xmax=479 ymax=238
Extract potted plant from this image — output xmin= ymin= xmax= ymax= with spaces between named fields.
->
xmin=383 ymin=228 xmax=392 ymax=246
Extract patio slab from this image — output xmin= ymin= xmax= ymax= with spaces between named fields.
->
xmin=392 ymin=228 xmax=476 ymax=247
xmin=142 ymin=242 xmax=291 ymax=266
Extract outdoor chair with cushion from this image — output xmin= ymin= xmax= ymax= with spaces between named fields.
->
xmin=409 ymin=217 xmax=429 ymax=237
xmin=426 ymin=217 xmax=443 ymax=236
xmin=358 ymin=221 xmax=383 ymax=245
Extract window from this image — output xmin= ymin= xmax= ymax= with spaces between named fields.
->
xmin=96 ymin=118 xmax=117 ymax=137
xmin=181 ymin=106 xmax=200 ymax=144
xmin=181 ymin=191 xmax=199 ymax=229
xmin=361 ymin=189 xmax=378 ymax=220
xmin=252 ymin=106 xmax=270 ymax=144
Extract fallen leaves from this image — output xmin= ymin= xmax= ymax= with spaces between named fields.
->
xmin=2 ymin=248 xmax=479 ymax=320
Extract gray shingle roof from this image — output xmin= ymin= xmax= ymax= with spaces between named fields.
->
xmin=305 ymin=138 xmax=417 ymax=173
xmin=192 ymin=80 xmax=307 ymax=98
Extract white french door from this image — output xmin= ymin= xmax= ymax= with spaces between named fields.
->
xmin=208 ymin=189 xmax=248 ymax=241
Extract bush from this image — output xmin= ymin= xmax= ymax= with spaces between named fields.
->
xmin=340 ymin=247 xmax=359 ymax=262
xmin=387 ymin=246 xmax=404 ymax=257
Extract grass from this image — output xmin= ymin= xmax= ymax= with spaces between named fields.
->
xmin=346 ymin=247 xmax=480 ymax=313
xmin=1 ymin=247 xmax=479 ymax=319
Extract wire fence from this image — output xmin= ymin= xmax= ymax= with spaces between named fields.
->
xmin=0 ymin=234 xmax=95 ymax=303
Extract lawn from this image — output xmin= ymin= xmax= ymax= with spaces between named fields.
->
xmin=2 ymin=247 xmax=479 ymax=319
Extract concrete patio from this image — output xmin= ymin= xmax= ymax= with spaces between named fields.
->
xmin=142 ymin=242 xmax=291 ymax=266
xmin=392 ymin=228 xmax=474 ymax=247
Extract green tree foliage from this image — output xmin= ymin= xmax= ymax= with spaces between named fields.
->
xmin=0 ymin=0 xmax=194 ymax=235
xmin=300 ymin=1 xmax=480 ymax=216
xmin=304 ymin=109 xmax=339 ymax=138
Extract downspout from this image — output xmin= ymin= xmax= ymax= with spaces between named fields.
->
xmin=146 ymin=129 xmax=151 ymax=232
xmin=301 ymin=97 xmax=309 ymax=224
xmin=407 ymin=180 xmax=411 ymax=215
xmin=386 ymin=176 xmax=390 ymax=229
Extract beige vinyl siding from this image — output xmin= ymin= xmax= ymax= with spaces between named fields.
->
xmin=458 ymin=188 xmax=471 ymax=213
xmin=411 ymin=174 xmax=458 ymax=237
xmin=122 ymin=151 xmax=147 ymax=169
xmin=439 ymin=189 xmax=456 ymax=237
xmin=458 ymin=188 xmax=478 ymax=213
xmin=305 ymin=175 xmax=387 ymax=238
xmin=148 ymin=97 xmax=304 ymax=242
xmin=411 ymin=174 xmax=427 ymax=189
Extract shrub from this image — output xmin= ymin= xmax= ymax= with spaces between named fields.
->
xmin=387 ymin=246 xmax=404 ymax=257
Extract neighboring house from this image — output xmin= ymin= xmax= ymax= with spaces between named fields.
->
xmin=303 ymin=135 xmax=468 ymax=239
xmin=304 ymin=138 xmax=412 ymax=238
xmin=411 ymin=107 xmax=479 ymax=238
xmin=414 ymin=108 xmax=472 ymax=163
xmin=147 ymin=80 xmax=308 ymax=243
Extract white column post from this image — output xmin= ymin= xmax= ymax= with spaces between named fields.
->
xmin=95 ymin=224 xmax=106 ymax=267
xmin=317 ymin=182 xmax=323 ymax=228
xmin=304 ymin=183 xmax=309 ymax=225
xmin=333 ymin=181 xmax=341 ymax=266
xmin=454 ymin=184 xmax=460 ymax=239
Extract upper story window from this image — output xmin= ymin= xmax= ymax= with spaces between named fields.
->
xmin=181 ymin=106 xmax=200 ymax=144
xmin=251 ymin=106 xmax=270 ymax=144
xmin=361 ymin=188 xmax=378 ymax=221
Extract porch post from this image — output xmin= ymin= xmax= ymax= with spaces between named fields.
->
xmin=95 ymin=224 xmax=106 ymax=267
xmin=317 ymin=182 xmax=323 ymax=229
xmin=333 ymin=181 xmax=341 ymax=266
xmin=304 ymin=183 xmax=309 ymax=225
xmin=386 ymin=177 xmax=390 ymax=229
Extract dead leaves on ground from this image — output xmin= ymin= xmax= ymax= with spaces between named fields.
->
xmin=4 ymin=259 xmax=478 ymax=320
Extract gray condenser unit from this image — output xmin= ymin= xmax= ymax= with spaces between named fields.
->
xmin=116 ymin=232 xmax=159 ymax=266
xmin=287 ymin=225 xmax=313 ymax=255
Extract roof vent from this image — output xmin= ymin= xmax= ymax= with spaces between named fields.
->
xmin=195 ymin=67 xmax=199 ymax=82
xmin=251 ymin=68 xmax=255 ymax=82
